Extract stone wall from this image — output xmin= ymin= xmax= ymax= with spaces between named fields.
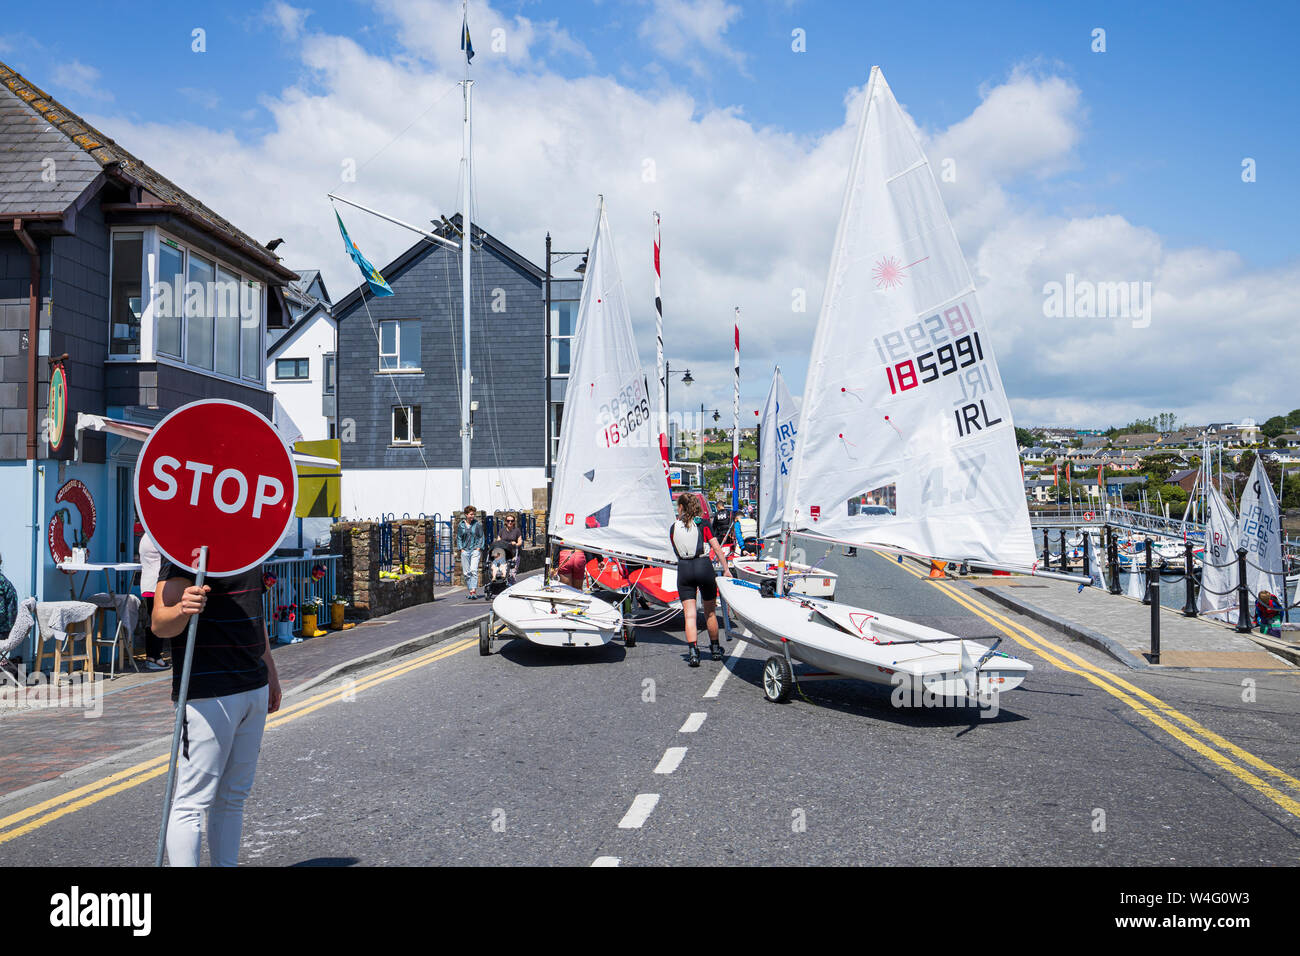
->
xmin=330 ymin=519 xmax=438 ymax=619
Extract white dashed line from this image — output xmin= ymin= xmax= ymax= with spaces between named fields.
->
xmin=592 ymin=856 xmax=621 ymax=867
xmin=653 ymin=746 xmax=688 ymax=774
xmin=679 ymin=712 xmax=707 ymax=733
xmin=703 ymin=639 xmax=747 ymax=698
xmin=618 ymin=793 xmax=660 ymax=829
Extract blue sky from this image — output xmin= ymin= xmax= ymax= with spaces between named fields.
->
xmin=5 ymin=1 xmax=1296 ymax=267
xmin=3 ymin=0 xmax=1297 ymax=426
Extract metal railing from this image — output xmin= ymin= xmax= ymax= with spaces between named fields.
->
xmin=261 ymin=555 xmax=340 ymax=626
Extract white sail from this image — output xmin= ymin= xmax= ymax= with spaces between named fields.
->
xmin=1199 ymin=482 xmax=1239 ymax=621
xmin=550 ymin=198 xmax=677 ymax=565
xmin=1239 ymin=457 xmax=1284 ymax=604
xmin=783 ymin=67 xmax=1034 ymax=567
xmin=757 ymin=366 xmax=798 ymax=541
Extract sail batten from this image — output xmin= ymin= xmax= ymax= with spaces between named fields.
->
xmin=783 ymin=67 xmax=1034 ymax=567
xmin=549 ymin=199 xmax=677 ymax=565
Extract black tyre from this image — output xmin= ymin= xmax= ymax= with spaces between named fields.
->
xmin=763 ymin=655 xmax=793 ymax=703
xmin=624 ymin=622 xmax=636 ymax=647
xmin=478 ymin=619 xmax=491 ymax=656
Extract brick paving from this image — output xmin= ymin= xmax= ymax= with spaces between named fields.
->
xmin=0 ymin=589 xmax=489 ymax=800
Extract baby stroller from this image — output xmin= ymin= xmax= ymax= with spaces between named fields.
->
xmin=483 ymin=539 xmax=519 ymax=598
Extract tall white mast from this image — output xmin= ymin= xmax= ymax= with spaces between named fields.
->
xmin=459 ymin=77 xmax=474 ymax=509
xmin=732 ymin=306 xmax=740 ymax=511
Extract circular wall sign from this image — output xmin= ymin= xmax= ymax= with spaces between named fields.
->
xmin=48 ymin=364 xmax=67 ymax=451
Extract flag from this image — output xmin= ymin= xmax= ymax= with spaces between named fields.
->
xmin=461 ymin=14 xmax=475 ymax=63
xmin=336 ymin=212 xmax=393 ymax=297
xmin=1066 ymin=462 xmax=1072 ymax=484
xmin=1053 ymin=463 xmax=1058 ymax=486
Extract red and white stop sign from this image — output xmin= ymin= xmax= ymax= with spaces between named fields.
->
xmin=134 ymin=400 xmax=297 ymax=577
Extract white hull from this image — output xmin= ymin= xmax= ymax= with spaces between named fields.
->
xmin=717 ymin=577 xmax=1030 ymax=702
xmin=490 ymin=577 xmax=622 ymax=648
xmin=732 ymin=558 xmax=838 ymax=598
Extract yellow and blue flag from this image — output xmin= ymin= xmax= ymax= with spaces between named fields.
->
xmin=461 ymin=13 xmax=474 ymax=63
xmin=336 ymin=211 xmax=393 ymax=297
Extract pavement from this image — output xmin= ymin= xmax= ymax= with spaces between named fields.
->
xmin=2 ymin=548 xmax=1298 ymax=866
xmin=0 ymin=584 xmax=491 ymax=803
xmin=971 ymin=575 xmax=1295 ymax=670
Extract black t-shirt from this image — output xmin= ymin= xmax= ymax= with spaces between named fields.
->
xmin=158 ymin=560 xmax=269 ymax=701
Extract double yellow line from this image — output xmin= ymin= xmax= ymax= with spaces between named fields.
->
xmin=0 ymin=637 xmax=477 ymax=847
xmin=886 ymin=554 xmax=1300 ymax=820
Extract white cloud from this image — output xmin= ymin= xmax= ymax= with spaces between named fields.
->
xmin=264 ymin=2 xmax=312 ymax=40
xmin=80 ymin=8 xmax=1298 ymax=430
xmin=52 ymin=59 xmax=112 ymax=102
xmin=638 ymin=0 xmax=746 ymax=77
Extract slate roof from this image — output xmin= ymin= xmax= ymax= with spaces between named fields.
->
xmin=0 ymin=60 xmax=295 ymax=280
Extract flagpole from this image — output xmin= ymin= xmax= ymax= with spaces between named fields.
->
xmin=459 ymin=76 xmax=474 ymax=510
xmin=732 ymin=306 xmax=740 ymax=513
xmin=654 ymin=212 xmax=667 ymax=474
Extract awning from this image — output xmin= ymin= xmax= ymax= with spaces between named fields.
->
xmin=73 ymin=412 xmax=340 ymax=470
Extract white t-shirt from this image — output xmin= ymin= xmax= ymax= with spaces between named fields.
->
xmin=139 ymin=534 xmax=162 ymax=596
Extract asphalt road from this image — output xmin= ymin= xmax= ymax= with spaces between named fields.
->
xmin=3 ymin=543 xmax=1299 ymax=866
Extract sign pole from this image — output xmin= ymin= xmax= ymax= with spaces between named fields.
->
xmin=155 ymin=545 xmax=208 ymax=867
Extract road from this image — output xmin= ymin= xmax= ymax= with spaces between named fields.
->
xmin=3 ymin=544 xmax=1299 ymax=866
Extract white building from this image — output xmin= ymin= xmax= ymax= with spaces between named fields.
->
xmin=266 ymin=274 xmax=336 ymax=549
xmin=267 ymin=301 xmax=336 ymax=445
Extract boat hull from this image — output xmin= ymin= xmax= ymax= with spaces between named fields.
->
xmin=717 ymin=577 xmax=1030 ymax=702
xmin=491 ymin=578 xmax=621 ymax=648
xmin=628 ymin=566 xmax=682 ymax=610
xmin=732 ymin=558 xmax=838 ymax=598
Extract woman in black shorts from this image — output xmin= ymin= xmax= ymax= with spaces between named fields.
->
xmin=670 ymin=493 xmax=732 ymax=667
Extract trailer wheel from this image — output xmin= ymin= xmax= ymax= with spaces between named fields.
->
xmin=763 ymin=655 xmax=793 ymax=703
xmin=623 ymin=622 xmax=636 ymax=647
xmin=478 ymin=619 xmax=491 ymax=656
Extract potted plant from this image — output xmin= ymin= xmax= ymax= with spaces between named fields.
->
xmin=329 ymin=594 xmax=351 ymax=630
xmin=301 ymin=597 xmax=328 ymax=638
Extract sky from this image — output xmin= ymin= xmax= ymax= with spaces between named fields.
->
xmin=3 ymin=0 xmax=1298 ymax=429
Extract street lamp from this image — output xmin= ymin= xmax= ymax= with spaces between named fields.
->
xmin=664 ymin=361 xmax=694 ymax=454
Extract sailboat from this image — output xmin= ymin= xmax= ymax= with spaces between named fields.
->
xmin=484 ymin=198 xmax=677 ymax=652
xmin=732 ymin=366 xmax=839 ymax=598
xmin=717 ymin=67 xmax=1040 ymax=704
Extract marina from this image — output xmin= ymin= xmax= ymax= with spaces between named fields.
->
xmin=0 ymin=0 xmax=1296 ymax=911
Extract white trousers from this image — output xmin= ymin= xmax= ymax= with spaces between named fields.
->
xmin=461 ymin=550 xmax=480 ymax=591
xmin=167 ymin=684 xmax=269 ymax=867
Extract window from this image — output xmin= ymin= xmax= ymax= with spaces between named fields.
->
xmin=186 ymin=252 xmax=215 ymax=370
xmin=379 ymin=320 xmax=421 ymax=371
xmin=110 ymin=232 xmax=143 ymax=355
xmin=275 ymin=358 xmax=310 ymax=380
xmin=550 ymin=301 xmax=577 ymax=376
xmin=323 ymin=353 xmax=336 ymax=394
xmin=240 ymin=281 xmax=262 ymax=382
xmin=214 ymin=266 xmax=241 ymax=377
xmin=156 ymin=240 xmax=185 ymax=357
xmin=393 ymin=405 xmax=421 ymax=444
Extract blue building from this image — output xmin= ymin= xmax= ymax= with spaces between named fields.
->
xmin=0 ymin=62 xmax=298 ymax=604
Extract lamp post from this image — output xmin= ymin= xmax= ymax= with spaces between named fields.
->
xmin=664 ymin=361 xmax=693 ymax=456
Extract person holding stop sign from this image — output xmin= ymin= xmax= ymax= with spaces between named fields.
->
xmin=135 ymin=400 xmax=297 ymax=867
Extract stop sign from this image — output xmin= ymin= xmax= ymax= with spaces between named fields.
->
xmin=135 ymin=399 xmax=298 ymax=577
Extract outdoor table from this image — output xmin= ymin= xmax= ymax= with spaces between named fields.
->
xmin=56 ymin=562 xmax=142 ymax=673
